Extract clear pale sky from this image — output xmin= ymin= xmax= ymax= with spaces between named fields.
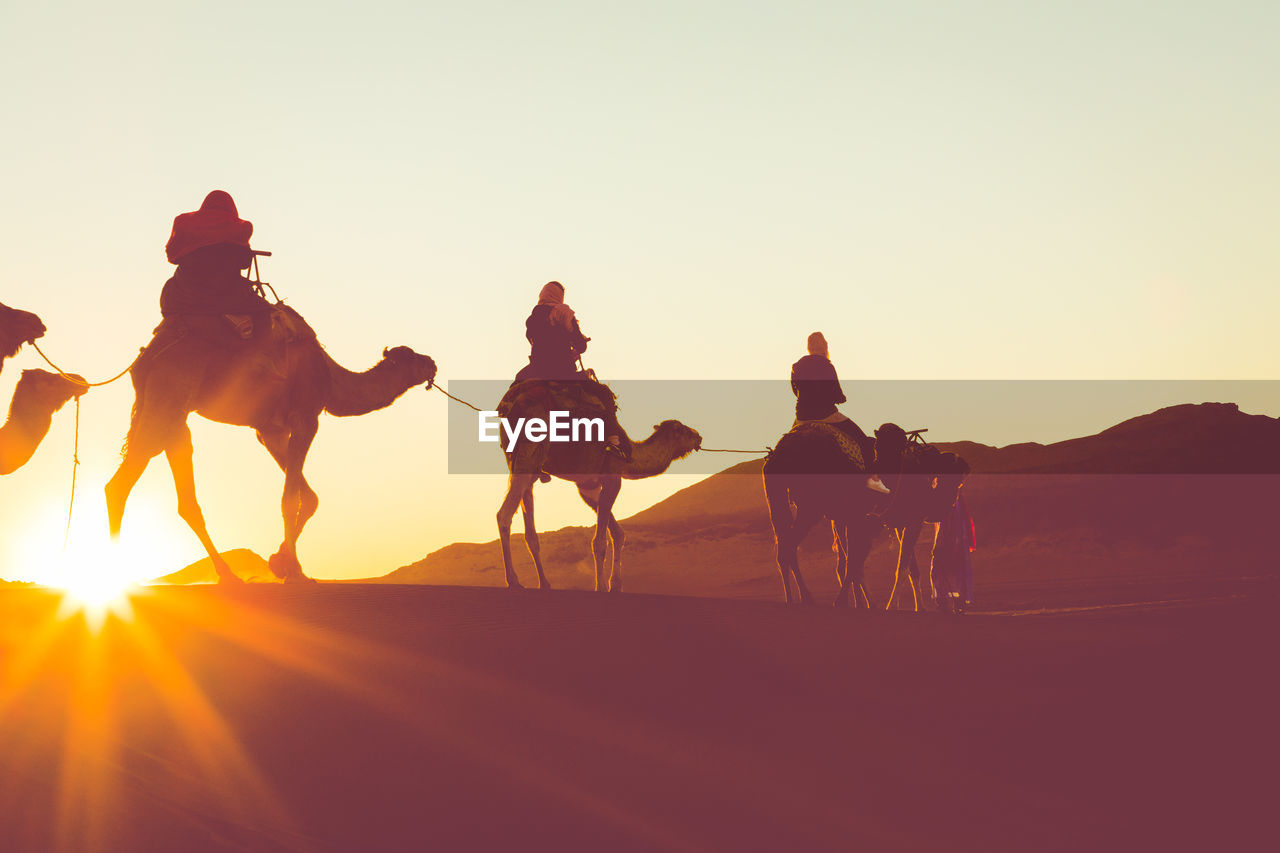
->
xmin=1 ymin=1 xmax=1277 ymax=581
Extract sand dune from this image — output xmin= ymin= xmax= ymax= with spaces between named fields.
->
xmin=0 ymin=584 xmax=1272 ymax=852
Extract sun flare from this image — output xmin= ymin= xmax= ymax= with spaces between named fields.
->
xmin=6 ymin=498 xmax=195 ymax=629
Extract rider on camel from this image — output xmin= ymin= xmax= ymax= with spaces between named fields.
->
xmin=791 ymin=331 xmax=888 ymax=493
xmin=514 ymin=281 xmax=629 ymax=459
xmin=160 ymin=190 xmax=271 ymax=339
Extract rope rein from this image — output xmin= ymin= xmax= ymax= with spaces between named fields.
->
xmin=30 ymin=341 xmax=139 ymax=388
xmin=430 ymin=383 xmax=484 ymax=412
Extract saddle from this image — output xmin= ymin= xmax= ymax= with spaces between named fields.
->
xmin=497 ymin=378 xmax=619 ymax=425
xmin=786 ymin=421 xmax=867 ymax=470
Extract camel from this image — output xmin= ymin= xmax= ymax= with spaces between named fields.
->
xmin=0 ymin=302 xmax=85 ymax=475
xmin=764 ymin=422 xmax=969 ymax=608
xmin=105 ymin=306 xmax=436 ymax=583
xmin=762 ymin=422 xmax=909 ymax=607
xmin=496 ymin=382 xmax=702 ymax=592
xmin=880 ymin=442 xmax=970 ymax=612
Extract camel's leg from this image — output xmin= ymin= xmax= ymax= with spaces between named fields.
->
xmin=606 ymin=514 xmax=626 ymax=594
xmin=106 ymin=388 xmax=185 ymax=538
xmin=591 ymin=478 xmax=622 ymax=593
xmin=885 ymin=527 xmax=910 ymax=611
xmin=786 ymin=505 xmax=821 ymax=606
xmin=902 ymin=523 xmax=923 ymax=612
xmin=497 ymin=473 xmax=536 ymax=589
xmin=832 ymin=521 xmax=849 ymax=586
xmin=765 ymin=477 xmax=798 ymax=604
xmin=164 ymin=425 xmax=240 ymax=584
xmin=257 ymin=425 xmax=320 ymax=584
xmin=842 ymin=518 xmax=877 ymax=610
xmin=520 ymin=484 xmax=551 ymax=590
xmin=105 ymin=448 xmax=152 ymax=539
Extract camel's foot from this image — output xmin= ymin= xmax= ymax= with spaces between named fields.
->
xmin=284 ymin=573 xmax=317 ymax=585
xmin=506 ymin=576 xmax=525 ymax=590
xmin=268 ymin=550 xmax=302 ymax=580
xmin=833 ymin=591 xmax=849 ymax=608
xmin=535 ymin=576 xmax=552 ymax=591
xmin=607 ymin=580 xmax=622 ymax=594
xmin=216 ymin=571 xmax=245 ymax=586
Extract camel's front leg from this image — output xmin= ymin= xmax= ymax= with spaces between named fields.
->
xmin=497 ymin=473 xmax=535 ymax=589
xmin=165 ymin=424 xmax=241 ymax=584
xmin=592 ymin=478 xmax=621 ymax=592
xmin=520 ymin=484 xmax=550 ymax=590
xmin=901 ymin=523 xmax=923 ymax=612
xmin=605 ymin=514 xmax=626 ymax=593
xmin=258 ymin=424 xmax=319 ymax=583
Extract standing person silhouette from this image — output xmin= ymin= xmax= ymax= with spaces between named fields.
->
xmin=791 ymin=331 xmax=888 ymax=493
xmin=160 ymin=190 xmax=271 ymax=338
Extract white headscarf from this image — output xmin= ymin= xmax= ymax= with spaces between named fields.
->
xmin=537 ymin=281 xmax=576 ymax=329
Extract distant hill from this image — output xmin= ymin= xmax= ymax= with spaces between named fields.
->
xmin=153 ymin=548 xmax=278 ymax=584
xmin=381 ymin=403 xmax=1280 ymax=606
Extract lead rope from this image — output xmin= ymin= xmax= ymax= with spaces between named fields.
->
xmin=63 ymin=396 xmax=80 ymax=549
xmin=26 ymin=340 xmax=150 ymax=552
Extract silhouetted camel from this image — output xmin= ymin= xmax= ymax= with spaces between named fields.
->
xmin=105 ymin=307 xmax=435 ymax=583
xmin=0 ymin=302 xmax=84 ymax=474
xmin=878 ymin=442 xmax=970 ymax=611
xmin=496 ymin=382 xmax=701 ymax=592
xmin=763 ymin=422 xmax=911 ymax=607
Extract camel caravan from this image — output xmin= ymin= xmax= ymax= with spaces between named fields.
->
xmin=2 ymin=191 xmax=972 ymax=611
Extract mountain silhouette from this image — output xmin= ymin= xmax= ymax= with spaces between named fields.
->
xmin=153 ymin=548 xmax=277 ymax=584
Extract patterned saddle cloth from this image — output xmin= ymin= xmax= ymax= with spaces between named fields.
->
xmin=786 ymin=421 xmax=867 ymax=470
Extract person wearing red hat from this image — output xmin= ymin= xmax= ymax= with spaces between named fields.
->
xmin=159 ymin=190 xmax=271 ymax=338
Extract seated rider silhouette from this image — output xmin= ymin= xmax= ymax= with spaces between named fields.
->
xmin=514 ymin=281 xmax=629 ymax=459
xmin=159 ymin=190 xmax=271 ymax=339
xmin=791 ymin=331 xmax=889 ymax=493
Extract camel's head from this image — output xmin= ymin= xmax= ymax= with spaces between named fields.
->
xmin=922 ymin=451 xmax=971 ymax=523
xmin=653 ymin=419 xmax=702 ymax=459
xmin=0 ymin=303 xmax=46 ymax=362
xmin=381 ymin=346 xmax=438 ymax=389
xmin=11 ymin=369 xmax=85 ymax=416
xmin=873 ymin=422 xmax=909 ymax=470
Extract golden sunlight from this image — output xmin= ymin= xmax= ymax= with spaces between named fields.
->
xmin=7 ymin=499 xmax=194 ymax=629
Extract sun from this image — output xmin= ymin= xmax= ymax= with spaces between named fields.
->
xmin=6 ymin=497 xmax=194 ymax=629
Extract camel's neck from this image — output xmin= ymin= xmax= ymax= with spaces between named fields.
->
xmin=322 ymin=352 xmax=419 ymax=417
xmin=0 ymin=377 xmax=65 ymax=476
xmin=620 ymin=434 xmax=689 ymax=480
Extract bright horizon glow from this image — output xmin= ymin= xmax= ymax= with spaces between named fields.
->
xmin=10 ymin=498 xmax=186 ymax=623
xmin=2 ymin=1 xmax=1279 ymax=580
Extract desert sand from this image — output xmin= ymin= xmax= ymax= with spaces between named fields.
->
xmin=0 ymin=581 xmax=1274 ymax=852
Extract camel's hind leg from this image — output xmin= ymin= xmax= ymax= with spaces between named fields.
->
xmin=257 ymin=425 xmax=319 ymax=584
xmin=519 ymin=483 xmax=551 ymax=590
xmin=590 ymin=478 xmax=622 ymax=593
xmin=498 ymin=472 xmax=536 ymax=589
xmin=835 ymin=517 xmax=876 ymax=609
xmin=164 ymin=424 xmax=241 ymax=584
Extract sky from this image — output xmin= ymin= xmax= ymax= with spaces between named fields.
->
xmin=1 ymin=0 xmax=1277 ymax=581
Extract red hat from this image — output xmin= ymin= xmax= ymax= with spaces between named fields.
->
xmin=165 ymin=190 xmax=253 ymax=264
